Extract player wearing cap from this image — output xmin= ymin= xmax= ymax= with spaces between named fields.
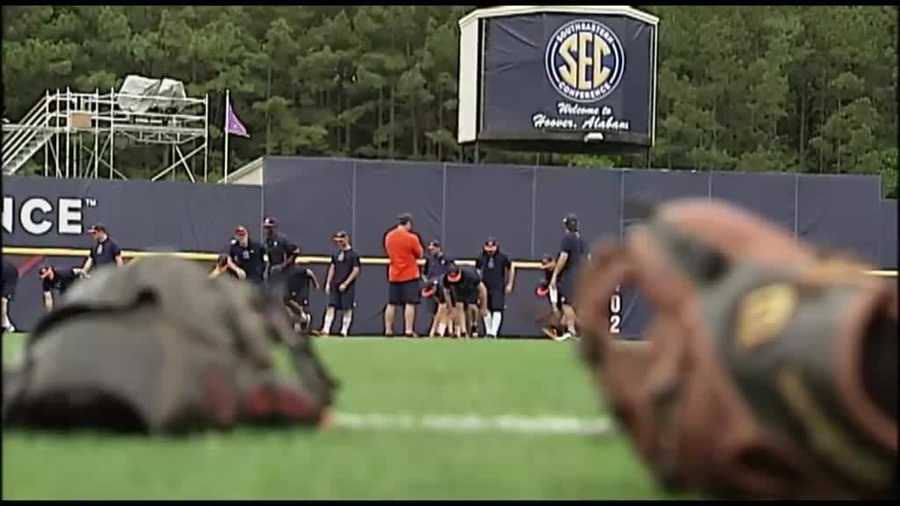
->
xmin=475 ymin=237 xmax=515 ymax=338
xmin=320 ymin=231 xmax=360 ymax=337
xmin=80 ymin=224 xmax=124 ymax=275
xmin=282 ymin=247 xmax=321 ymax=335
xmin=442 ymin=263 xmax=488 ymax=339
xmin=422 ymin=239 xmax=454 ymax=337
xmin=226 ymin=225 xmax=267 ymax=285
xmin=383 ymin=213 xmax=424 ymax=337
xmin=2 ymin=259 xmax=19 ymax=332
xmin=39 ymin=265 xmax=86 ymax=312
xmin=549 ymin=213 xmax=588 ymax=340
xmin=261 ymin=216 xmax=299 ymax=285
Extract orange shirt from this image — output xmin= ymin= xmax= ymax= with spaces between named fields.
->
xmin=384 ymin=226 xmax=423 ymax=282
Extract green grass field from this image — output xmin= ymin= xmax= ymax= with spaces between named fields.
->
xmin=2 ymin=332 xmax=682 ymax=500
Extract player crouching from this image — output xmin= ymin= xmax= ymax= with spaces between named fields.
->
xmin=442 ymin=263 xmax=488 ymax=339
xmin=422 ymin=278 xmax=455 ymax=337
xmin=280 ymin=249 xmax=321 ymax=337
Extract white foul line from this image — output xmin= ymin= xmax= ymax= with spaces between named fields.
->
xmin=331 ymin=413 xmax=613 ymax=436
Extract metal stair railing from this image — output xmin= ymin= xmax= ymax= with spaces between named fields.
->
xmin=2 ymin=93 xmax=50 ymax=163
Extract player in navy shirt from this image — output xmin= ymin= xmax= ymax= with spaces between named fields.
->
xmin=2 ymin=259 xmax=18 ymax=332
xmin=282 ymin=257 xmax=320 ymax=335
xmin=421 ymin=240 xmax=454 ymax=337
xmin=262 ymin=216 xmax=299 ymax=284
xmin=320 ymin=231 xmax=361 ymax=337
xmin=549 ymin=213 xmax=589 ymax=340
xmin=442 ymin=263 xmax=488 ymax=338
xmin=39 ymin=265 xmax=85 ymax=312
xmin=226 ymin=225 xmax=267 ymax=285
xmin=81 ymin=224 xmax=124 ymax=275
xmin=475 ymin=237 xmax=515 ymax=338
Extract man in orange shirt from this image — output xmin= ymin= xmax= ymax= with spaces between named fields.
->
xmin=383 ymin=213 xmax=424 ymax=337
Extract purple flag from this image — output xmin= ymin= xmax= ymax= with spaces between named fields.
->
xmin=225 ymin=96 xmax=249 ymax=138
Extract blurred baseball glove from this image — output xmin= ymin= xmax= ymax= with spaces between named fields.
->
xmin=575 ymin=199 xmax=897 ymax=499
xmin=3 ymin=256 xmax=337 ymax=434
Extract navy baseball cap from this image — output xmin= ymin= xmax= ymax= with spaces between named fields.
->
xmin=484 ymin=237 xmax=498 ymax=247
xmin=87 ymin=223 xmax=107 ymax=234
xmin=263 ymin=216 xmax=278 ymax=228
xmin=333 ymin=230 xmax=349 ymax=239
xmin=428 ymin=239 xmax=441 ymax=248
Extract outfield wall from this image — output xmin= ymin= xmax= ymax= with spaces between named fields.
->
xmin=2 ymin=161 xmax=896 ymax=336
xmin=263 ymin=157 xmax=895 ymax=337
xmin=2 ymin=176 xmax=262 ymax=331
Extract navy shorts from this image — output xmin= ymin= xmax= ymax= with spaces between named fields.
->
xmin=558 ymin=276 xmax=575 ymax=307
xmin=450 ymin=286 xmax=478 ymax=306
xmin=389 ymin=279 xmax=420 ymax=305
xmin=328 ymin=285 xmax=356 ymax=311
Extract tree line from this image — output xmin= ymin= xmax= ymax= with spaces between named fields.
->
xmin=2 ymin=6 xmax=896 ymax=196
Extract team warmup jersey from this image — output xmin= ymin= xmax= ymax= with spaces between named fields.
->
xmin=559 ymin=232 xmax=588 ymax=278
xmin=475 ymin=251 xmax=511 ymax=289
xmin=90 ymin=238 xmax=122 ymax=266
xmin=424 ymin=252 xmax=452 ymax=280
xmin=228 ymin=239 xmax=267 ymax=283
xmin=285 ymin=264 xmax=314 ymax=301
xmin=330 ymin=248 xmax=361 ymax=287
xmin=264 ymin=233 xmax=297 ymax=269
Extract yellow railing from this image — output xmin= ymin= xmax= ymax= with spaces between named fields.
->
xmin=1 ymin=246 xmax=896 ymax=276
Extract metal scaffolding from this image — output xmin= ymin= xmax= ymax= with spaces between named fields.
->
xmin=2 ymin=87 xmax=209 ymax=182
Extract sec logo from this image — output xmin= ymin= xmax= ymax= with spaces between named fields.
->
xmin=545 ymin=19 xmax=625 ymax=103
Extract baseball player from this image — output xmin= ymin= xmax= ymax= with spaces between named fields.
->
xmin=549 ymin=213 xmax=588 ymax=340
xmin=421 ymin=239 xmax=454 ymax=337
xmin=39 ymin=265 xmax=86 ymax=312
xmin=1 ymin=259 xmax=19 ymax=332
xmin=320 ymin=231 xmax=361 ymax=337
xmin=475 ymin=237 xmax=515 ymax=338
xmin=441 ymin=263 xmax=488 ymax=338
xmin=282 ymin=255 xmax=321 ymax=335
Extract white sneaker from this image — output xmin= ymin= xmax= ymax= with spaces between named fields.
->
xmin=558 ymin=332 xmax=573 ymax=342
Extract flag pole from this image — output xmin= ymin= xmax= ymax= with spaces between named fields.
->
xmin=223 ymin=89 xmax=230 ymax=184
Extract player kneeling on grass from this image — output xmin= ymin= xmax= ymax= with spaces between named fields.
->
xmin=321 ymin=231 xmax=361 ymax=337
xmin=282 ymin=251 xmax=321 ymax=336
xmin=39 ymin=265 xmax=87 ymax=312
xmin=442 ymin=263 xmax=488 ymax=338
xmin=2 ymin=256 xmax=338 ymax=433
